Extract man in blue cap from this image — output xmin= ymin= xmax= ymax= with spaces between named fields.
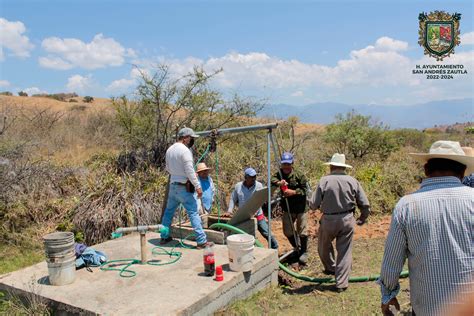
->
xmin=271 ymin=152 xmax=309 ymax=264
xmin=225 ymin=167 xmax=278 ymax=249
xmin=160 ymin=127 xmax=209 ymax=248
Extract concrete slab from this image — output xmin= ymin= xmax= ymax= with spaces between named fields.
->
xmin=0 ymin=232 xmax=278 ymax=315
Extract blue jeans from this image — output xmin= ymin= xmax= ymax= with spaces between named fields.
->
xmin=161 ymin=184 xmax=207 ymax=244
xmin=258 ymin=219 xmax=278 ymax=249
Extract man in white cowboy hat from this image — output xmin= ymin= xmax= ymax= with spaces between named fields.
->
xmin=196 ymin=162 xmax=215 ymax=214
xmin=160 ymin=127 xmax=209 ymax=249
xmin=309 ymin=153 xmax=370 ymax=292
xmin=378 ymin=141 xmax=474 ymax=316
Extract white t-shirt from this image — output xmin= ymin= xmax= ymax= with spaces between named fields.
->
xmin=165 ymin=142 xmax=200 ymax=189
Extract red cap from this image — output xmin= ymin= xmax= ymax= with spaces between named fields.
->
xmin=215 ymin=265 xmax=223 ymax=281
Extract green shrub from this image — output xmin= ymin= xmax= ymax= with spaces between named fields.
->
xmin=83 ymin=96 xmax=94 ymax=103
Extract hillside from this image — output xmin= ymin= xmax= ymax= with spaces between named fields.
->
xmin=0 ymin=95 xmax=112 ymax=112
xmin=260 ymin=98 xmax=474 ymax=129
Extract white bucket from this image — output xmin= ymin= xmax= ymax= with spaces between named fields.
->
xmin=46 ymin=253 xmax=76 ymax=286
xmin=43 ymin=232 xmax=76 ymax=286
xmin=226 ymin=234 xmax=255 ymax=272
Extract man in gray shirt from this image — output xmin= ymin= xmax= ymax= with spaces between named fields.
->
xmin=309 ymin=153 xmax=370 ymax=292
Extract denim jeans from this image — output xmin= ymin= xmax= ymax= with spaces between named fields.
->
xmin=161 ymin=183 xmax=207 ymax=244
xmin=257 ymin=219 xmax=278 ymax=249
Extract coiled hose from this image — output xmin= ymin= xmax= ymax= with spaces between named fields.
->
xmin=209 ymin=222 xmax=409 ymax=283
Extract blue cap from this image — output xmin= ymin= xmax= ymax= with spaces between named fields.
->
xmin=244 ymin=167 xmax=257 ymax=177
xmin=281 ymin=152 xmax=294 ymax=164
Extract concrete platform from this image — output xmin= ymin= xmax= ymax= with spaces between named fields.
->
xmin=0 ymin=232 xmax=278 ymax=315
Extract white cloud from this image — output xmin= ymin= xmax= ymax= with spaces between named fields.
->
xmin=0 ymin=18 xmax=34 ymax=60
xmin=147 ymin=36 xmax=412 ymax=90
xmin=38 ymin=56 xmax=73 ymax=70
xmin=461 ymin=31 xmax=474 ymax=45
xmin=40 ymin=34 xmax=130 ymax=70
xmin=0 ymin=80 xmax=10 ymax=88
xmin=106 ymin=78 xmax=136 ymax=92
xmin=131 ymin=36 xmax=473 ymax=105
xmin=105 ymin=68 xmax=148 ymax=93
xmin=291 ymin=90 xmax=304 ymax=97
xmin=23 ymin=87 xmax=48 ymax=95
xmin=374 ymin=36 xmax=409 ymax=51
xmin=66 ymin=74 xmax=93 ymax=92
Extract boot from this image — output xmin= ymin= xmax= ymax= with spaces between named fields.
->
xmin=287 ymin=236 xmax=298 ymax=249
xmin=298 ymin=236 xmax=308 ymax=265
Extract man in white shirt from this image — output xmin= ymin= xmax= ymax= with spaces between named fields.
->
xmin=160 ymin=127 xmax=208 ymax=248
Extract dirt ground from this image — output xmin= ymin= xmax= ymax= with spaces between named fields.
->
xmin=257 ymin=211 xmax=391 ymax=254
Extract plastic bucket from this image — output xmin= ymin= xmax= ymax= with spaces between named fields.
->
xmin=43 ymin=232 xmax=75 ymax=256
xmin=46 ymin=253 xmax=76 ymax=286
xmin=43 ymin=232 xmax=76 ymax=286
xmin=226 ymin=234 xmax=255 ymax=272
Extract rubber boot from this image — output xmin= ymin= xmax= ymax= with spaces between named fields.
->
xmin=298 ymin=236 xmax=308 ymax=265
xmin=287 ymin=236 xmax=298 ymax=249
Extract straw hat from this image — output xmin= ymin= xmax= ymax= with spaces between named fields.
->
xmin=409 ymin=141 xmax=474 ymax=174
xmin=324 ymin=153 xmax=353 ymax=169
xmin=196 ymin=162 xmax=211 ymax=173
xmin=462 ymin=146 xmax=474 ymax=157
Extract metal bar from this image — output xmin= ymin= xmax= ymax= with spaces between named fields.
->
xmin=267 ymin=130 xmax=272 ymax=249
xmin=195 ymin=123 xmax=278 ymax=137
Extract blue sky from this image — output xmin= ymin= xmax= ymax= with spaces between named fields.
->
xmin=0 ymin=0 xmax=473 ymax=106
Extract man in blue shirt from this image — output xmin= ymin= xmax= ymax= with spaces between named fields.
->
xmin=225 ymin=168 xmax=278 ymax=250
xmin=196 ymin=163 xmax=215 ymax=214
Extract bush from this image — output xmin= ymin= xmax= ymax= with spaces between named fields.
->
xmin=113 ymin=64 xmax=262 ymax=169
xmin=68 ymin=99 xmax=78 ymax=103
xmin=83 ymin=96 xmax=94 ymax=103
xmin=0 ymin=92 xmax=13 ymax=96
xmin=324 ymin=111 xmax=398 ymax=160
xmin=18 ymin=91 xmax=28 ymax=97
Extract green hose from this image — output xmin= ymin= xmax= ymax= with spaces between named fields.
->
xmin=209 ymin=222 xmax=409 ymax=284
xmin=100 ymin=233 xmax=195 ymax=277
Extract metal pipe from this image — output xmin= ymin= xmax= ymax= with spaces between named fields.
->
xmin=140 ymin=232 xmax=147 ymax=264
xmin=267 ymin=130 xmax=272 ymax=249
xmin=113 ymin=224 xmax=164 ymax=235
xmin=195 ymin=123 xmax=278 ymax=137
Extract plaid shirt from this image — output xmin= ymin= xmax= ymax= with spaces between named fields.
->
xmin=379 ymin=176 xmax=474 ymax=316
xmin=462 ymin=173 xmax=474 ymax=187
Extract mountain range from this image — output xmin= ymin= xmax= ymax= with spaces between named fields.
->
xmin=259 ymin=98 xmax=473 ymax=129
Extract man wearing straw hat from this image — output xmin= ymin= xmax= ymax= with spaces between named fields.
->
xmin=378 ymin=141 xmax=474 ymax=316
xmin=196 ymin=162 xmax=215 ymax=214
xmin=309 ymin=153 xmax=370 ymax=292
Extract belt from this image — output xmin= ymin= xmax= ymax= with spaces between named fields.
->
xmin=324 ymin=208 xmax=355 ymax=215
xmin=171 ymin=182 xmax=187 ymax=186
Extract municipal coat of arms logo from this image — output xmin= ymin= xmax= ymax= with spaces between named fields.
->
xmin=418 ymin=11 xmax=461 ymax=61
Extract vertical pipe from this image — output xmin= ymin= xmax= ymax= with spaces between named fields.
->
xmin=140 ymin=232 xmax=147 ymax=264
xmin=267 ymin=130 xmax=272 ymax=249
